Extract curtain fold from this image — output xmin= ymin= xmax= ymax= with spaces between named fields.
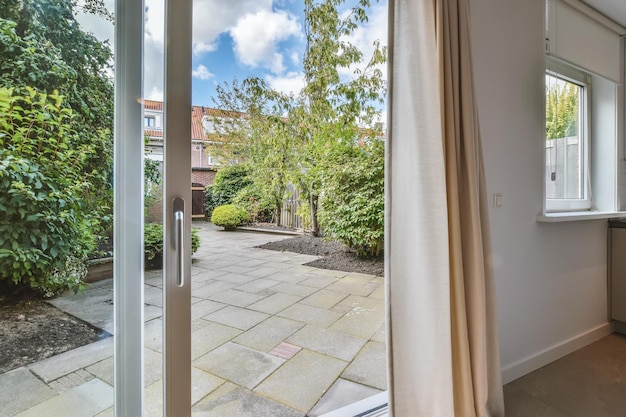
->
xmin=386 ymin=0 xmax=504 ymax=415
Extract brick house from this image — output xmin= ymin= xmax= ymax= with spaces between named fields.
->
xmin=144 ymin=100 xmax=217 ymax=188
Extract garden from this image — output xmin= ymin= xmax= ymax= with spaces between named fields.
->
xmin=0 ymin=0 xmax=386 ymax=377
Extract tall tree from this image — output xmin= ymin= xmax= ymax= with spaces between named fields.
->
xmin=208 ymin=0 xmax=386 ymax=235
xmin=289 ymin=0 xmax=386 ymax=236
xmin=546 ymin=79 xmax=579 ymax=140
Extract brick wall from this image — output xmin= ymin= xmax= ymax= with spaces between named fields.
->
xmin=192 ymin=169 xmax=216 ymax=187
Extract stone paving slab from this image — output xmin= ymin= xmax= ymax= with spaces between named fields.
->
xmin=299 ymin=274 xmax=340 ymax=289
xmin=191 ymin=322 xmax=242 ymax=360
xmin=300 ymin=289 xmax=349 ymax=309
xmin=244 ymin=266 xmax=284 ymax=278
xmin=85 ymin=348 xmax=162 ymax=387
xmin=192 ymin=382 xmax=304 ymax=417
xmin=192 ymin=280 xmax=239 ymax=298
xmin=144 ymin=318 xmax=163 ymax=352
xmin=308 ymin=378 xmax=382 ymax=417
xmin=191 ymin=299 xmax=227 ymax=320
xmin=326 ymin=278 xmax=376 ymax=297
xmin=234 ymin=277 xmax=281 ymax=294
xmin=246 ymin=292 xmax=302 ymax=314
xmin=0 ymin=367 xmax=56 ymax=416
xmin=265 ymin=270 xmax=309 ymax=283
xmin=232 ymin=316 xmax=305 ymax=352
xmin=272 ymin=282 xmax=320 ymax=297
xmin=212 ymin=272 xmax=258 ymax=285
xmin=29 ymin=338 xmax=114 ymax=383
xmin=203 ymin=305 xmax=269 ymax=330
xmin=341 ymin=341 xmax=388 ymax=391
xmin=330 ymin=295 xmax=385 ymax=339
xmin=47 ymin=286 xmax=114 ymax=333
xmin=48 ymin=369 xmax=94 ymax=394
xmin=255 ymin=349 xmax=347 ymax=413
xmin=287 ymin=324 xmax=368 ymax=362
xmin=15 ymin=378 xmax=113 ymax=417
xmin=193 ymin=342 xmax=285 ymax=389
xmin=133 ymin=366 xmax=225 ymax=415
xmin=277 ymin=303 xmax=342 ymax=328
xmin=206 ymin=288 xmax=267 ymax=307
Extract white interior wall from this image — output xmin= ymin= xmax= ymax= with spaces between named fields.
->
xmin=470 ymin=0 xmax=612 ymax=383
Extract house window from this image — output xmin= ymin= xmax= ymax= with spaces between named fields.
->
xmin=145 ymin=115 xmax=156 ymax=128
xmin=545 ymin=61 xmax=591 ymax=212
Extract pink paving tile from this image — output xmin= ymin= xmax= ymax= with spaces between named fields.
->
xmin=269 ymin=342 xmax=302 ymax=360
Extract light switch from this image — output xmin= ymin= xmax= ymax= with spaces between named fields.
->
xmin=493 ymin=193 xmax=504 ymax=208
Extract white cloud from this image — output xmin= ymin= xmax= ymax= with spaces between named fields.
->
xmin=193 ymin=0 xmax=271 ymax=55
xmin=145 ymin=85 xmax=164 ymax=101
xmin=230 ymin=10 xmax=302 ymax=74
xmin=192 ymin=64 xmax=214 ymax=80
xmin=289 ymin=51 xmax=300 ymax=66
xmin=266 ymin=71 xmax=305 ymax=95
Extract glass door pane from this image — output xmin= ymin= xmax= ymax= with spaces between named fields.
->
xmin=187 ymin=1 xmax=388 ymax=416
xmin=0 ymin=0 xmax=140 ymax=415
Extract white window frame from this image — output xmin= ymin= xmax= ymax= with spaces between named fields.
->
xmin=145 ymin=115 xmax=156 ymax=128
xmin=545 ymin=58 xmax=592 ymax=213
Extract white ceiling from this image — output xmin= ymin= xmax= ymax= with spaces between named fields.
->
xmin=584 ymin=0 xmax=626 ymax=28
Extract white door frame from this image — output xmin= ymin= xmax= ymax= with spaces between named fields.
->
xmin=113 ymin=0 xmax=145 ymax=415
xmin=114 ymin=0 xmax=193 ymax=415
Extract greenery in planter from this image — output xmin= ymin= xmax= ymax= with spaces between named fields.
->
xmin=210 ymin=204 xmax=248 ymax=230
xmin=144 ymin=223 xmax=200 ymax=262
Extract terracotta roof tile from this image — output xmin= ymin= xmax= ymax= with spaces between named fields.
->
xmin=143 ymin=100 xmax=245 ymax=142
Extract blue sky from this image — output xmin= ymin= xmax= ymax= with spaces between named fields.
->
xmin=77 ymin=0 xmax=387 ymax=111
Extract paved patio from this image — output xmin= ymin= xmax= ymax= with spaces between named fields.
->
xmin=1 ymin=222 xmax=387 ymax=416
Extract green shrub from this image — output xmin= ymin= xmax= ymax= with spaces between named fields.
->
xmin=144 ymin=223 xmax=200 ymax=261
xmin=211 ymin=204 xmax=248 ymax=230
xmin=232 ymin=184 xmax=274 ymax=223
xmin=319 ymin=138 xmax=384 ymax=258
xmin=205 ymin=165 xmax=252 ymax=217
xmin=0 ymin=88 xmax=101 ymax=295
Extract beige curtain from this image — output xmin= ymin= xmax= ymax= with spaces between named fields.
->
xmin=385 ymin=0 xmax=504 ymax=416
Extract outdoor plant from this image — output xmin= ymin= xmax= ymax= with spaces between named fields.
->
xmin=232 ymin=183 xmax=274 ymax=223
xmin=210 ymin=204 xmax=248 ymax=230
xmin=205 ymin=164 xmax=252 ymax=217
xmin=0 ymin=5 xmax=115 ymax=242
xmin=319 ymin=137 xmax=384 ymax=258
xmin=0 ymin=88 xmax=100 ymax=295
xmin=144 ymin=223 xmax=200 ymax=261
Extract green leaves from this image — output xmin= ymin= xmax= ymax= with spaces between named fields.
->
xmin=0 ymin=89 xmax=98 ymax=295
xmin=546 ymin=76 xmax=579 ymax=140
xmin=319 ymin=138 xmax=384 ymax=257
xmin=0 ymin=1 xmax=114 ymax=242
xmin=210 ymin=205 xmax=249 ymax=230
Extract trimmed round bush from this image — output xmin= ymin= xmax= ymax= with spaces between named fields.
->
xmin=210 ymin=204 xmax=247 ymax=230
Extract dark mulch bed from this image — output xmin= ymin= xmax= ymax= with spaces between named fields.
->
xmin=257 ymin=235 xmax=384 ymax=276
xmin=0 ymin=286 xmax=109 ymax=374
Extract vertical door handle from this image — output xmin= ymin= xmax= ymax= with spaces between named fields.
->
xmin=173 ymin=197 xmax=185 ymax=287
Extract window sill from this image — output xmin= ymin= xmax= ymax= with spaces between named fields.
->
xmin=537 ymin=211 xmax=626 ymax=223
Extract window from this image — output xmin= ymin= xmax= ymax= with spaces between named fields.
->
xmin=545 ymin=60 xmax=591 ymax=212
xmin=145 ymin=115 xmax=156 ymax=127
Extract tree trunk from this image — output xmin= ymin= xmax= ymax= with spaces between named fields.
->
xmin=310 ymin=194 xmax=319 ymax=236
xmin=275 ymin=202 xmax=282 ymax=226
